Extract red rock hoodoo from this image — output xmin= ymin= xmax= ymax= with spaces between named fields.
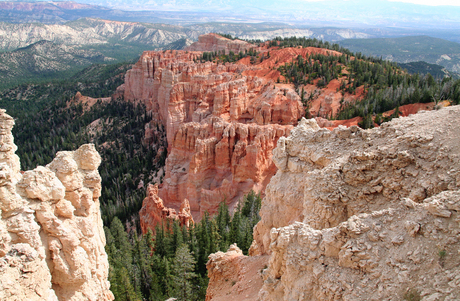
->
xmin=139 ymin=183 xmax=194 ymax=233
xmin=121 ymin=34 xmax=304 ymax=231
xmin=122 ymin=34 xmax=367 ymax=232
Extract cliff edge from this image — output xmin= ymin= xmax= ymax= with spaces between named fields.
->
xmin=207 ymin=106 xmax=460 ymax=300
xmin=256 ymin=106 xmax=460 ymax=300
xmin=0 ymin=110 xmax=113 ymax=301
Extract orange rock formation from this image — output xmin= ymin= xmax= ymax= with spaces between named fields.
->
xmin=139 ymin=183 xmax=194 ymax=233
xmin=121 ymin=35 xmax=306 ymax=230
xmin=123 ymin=34 xmax=369 ymax=231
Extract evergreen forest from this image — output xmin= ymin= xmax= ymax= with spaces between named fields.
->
xmin=106 ymin=192 xmax=261 ymax=300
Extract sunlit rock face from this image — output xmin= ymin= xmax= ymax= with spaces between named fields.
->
xmin=0 ymin=109 xmax=113 ymax=301
xmin=139 ymin=183 xmax=194 ymax=234
xmin=252 ymin=106 xmax=460 ymax=300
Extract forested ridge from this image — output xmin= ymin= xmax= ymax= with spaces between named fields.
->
xmin=273 ymin=37 xmax=460 ymax=128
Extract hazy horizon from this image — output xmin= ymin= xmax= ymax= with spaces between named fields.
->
xmin=2 ymin=0 xmax=460 ymax=30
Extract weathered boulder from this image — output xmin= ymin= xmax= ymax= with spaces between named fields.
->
xmin=205 ymin=244 xmax=269 ymax=301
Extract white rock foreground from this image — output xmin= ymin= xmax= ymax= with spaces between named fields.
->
xmin=0 ymin=110 xmax=113 ymax=300
xmin=255 ymin=106 xmax=460 ymax=300
xmin=208 ymin=106 xmax=460 ymax=300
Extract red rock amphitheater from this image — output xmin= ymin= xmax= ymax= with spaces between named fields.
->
xmin=119 ymin=34 xmax=435 ymax=232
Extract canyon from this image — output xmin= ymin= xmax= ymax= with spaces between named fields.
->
xmin=122 ymin=33 xmax=460 ymax=300
xmin=124 ymin=33 xmax=442 ymax=234
xmin=1 ymin=30 xmax=458 ymax=301
xmin=0 ymin=110 xmax=113 ymax=300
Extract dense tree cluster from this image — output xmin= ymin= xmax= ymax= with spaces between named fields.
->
xmin=337 ymin=73 xmax=460 ymax=128
xmin=267 ymin=36 xmax=354 ymax=55
xmin=197 ymin=48 xmax=259 ymax=64
xmin=216 ymin=33 xmax=237 ymax=40
xmin=106 ymin=191 xmax=262 ymax=301
xmin=278 ymin=53 xmax=344 ymax=88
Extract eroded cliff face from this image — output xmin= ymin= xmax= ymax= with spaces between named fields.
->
xmin=122 ymin=34 xmax=305 ymax=227
xmin=247 ymin=106 xmax=460 ymax=300
xmin=0 ymin=110 xmax=113 ymax=301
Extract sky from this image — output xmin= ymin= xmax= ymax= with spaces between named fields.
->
xmin=300 ymin=0 xmax=460 ymax=6
xmin=389 ymin=0 xmax=460 ymax=5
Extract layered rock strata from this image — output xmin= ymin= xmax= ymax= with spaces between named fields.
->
xmin=0 ymin=110 xmax=113 ymax=301
xmin=122 ymin=34 xmax=304 ymax=227
xmin=249 ymin=106 xmax=460 ymax=300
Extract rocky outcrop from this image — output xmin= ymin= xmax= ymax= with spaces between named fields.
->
xmin=260 ymin=193 xmax=460 ymax=300
xmin=161 ymin=120 xmax=293 ymax=217
xmin=139 ymin=183 xmax=194 ymax=234
xmin=0 ymin=110 xmax=113 ymax=300
xmin=250 ymin=106 xmax=460 ymax=300
xmin=185 ymin=33 xmax=254 ymax=54
xmin=206 ymin=244 xmax=268 ymax=301
xmin=124 ymin=35 xmax=304 ymax=226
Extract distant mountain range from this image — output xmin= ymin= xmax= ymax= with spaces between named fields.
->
xmin=2 ymin=0 xmax=460 ymax=30
xmin=398 ymin=61 xmax=458 ymax=79
xmin=0 ymin=17 xmax=374 ymax=52
xmin=1 ymin=1 xmax=460 ymax=89
xmin=0 ymin=18 xmax=199 ymax=51
xmin=0 ymin=17 xmax=376 ymax=89
xmin=0 ymin=40 xmax=109 ymax=88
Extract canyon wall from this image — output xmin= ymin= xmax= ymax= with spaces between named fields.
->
xmin=121 ymin=34 xmax=305 ymax=228
xmin=0 ymin=110 xmax=113 ymax=301
xmin=245 ymin=106 xmax=460 ymax=300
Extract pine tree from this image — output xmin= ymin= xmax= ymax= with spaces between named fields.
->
xmin=107 ymin=217 xmax=136 ymax=300
xmin=171 ymin=244 xmax=197 ymax=301
xmin=113 ymin=266 xmax=141 ymax=301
